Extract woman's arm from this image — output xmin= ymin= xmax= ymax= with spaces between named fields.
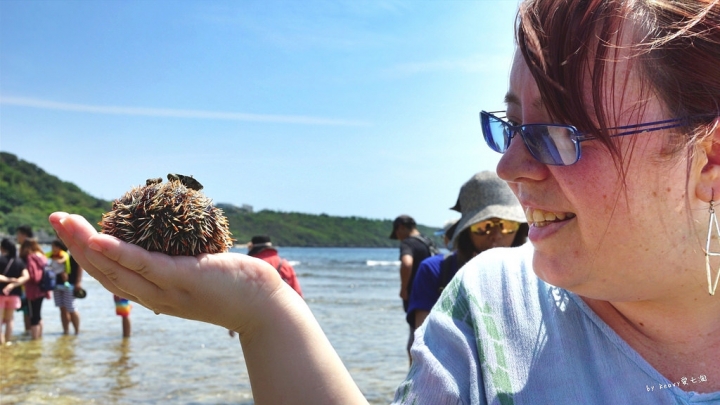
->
xmin=1 ymin=269 xmax=29 ymax=295
xmin=49 ymin=212 xmax=368 ymax=405
xmin=16 ymin=268 xmax=29 ymax=285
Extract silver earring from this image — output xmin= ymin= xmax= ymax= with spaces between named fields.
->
xmin=705 ymin=194 xmax=720 ymax=295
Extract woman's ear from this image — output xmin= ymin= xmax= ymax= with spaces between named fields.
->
xmin=695 ymin=119 xmax=720 ymax=202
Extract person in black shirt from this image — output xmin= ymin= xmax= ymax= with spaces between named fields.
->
xmin=389 ymin=214 xmax=438 ymax=363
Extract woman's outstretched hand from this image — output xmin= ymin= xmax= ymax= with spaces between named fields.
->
xmin=48 ymin=212 xmax=283 ymax=334
xmin=48 ymin=212 xmax=369 ymax=405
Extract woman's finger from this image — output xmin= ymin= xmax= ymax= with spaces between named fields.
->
xmin=49 ymin=213 xmax=155 ymax=306
xmin=49 ymin=213 xmax=108 ymax=283
xmin=53 ymin=213 xmax=168 ymax=282
xmin=88 ymin=231 xmax=184 ymax=287
xmin=49 ymin=212 xmax=86 ymax=255
xmin=81 ymin=244 xmax=148 ymax=302
xmin=82 ymin=243 xmax=189 ymax=314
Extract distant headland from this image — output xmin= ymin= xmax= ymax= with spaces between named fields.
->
xmin=0 ymin=152 xmax=441 ymax=248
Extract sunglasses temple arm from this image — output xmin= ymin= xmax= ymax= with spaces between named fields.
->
xmin=575 ymin=122 xmax=686 ymax=142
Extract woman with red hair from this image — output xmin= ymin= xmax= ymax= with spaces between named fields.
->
xmin=49 ymin=0 xmax=720 ymax=402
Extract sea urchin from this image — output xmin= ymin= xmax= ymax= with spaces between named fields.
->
xmin=100 ymin=174 xmax=234 ymax=256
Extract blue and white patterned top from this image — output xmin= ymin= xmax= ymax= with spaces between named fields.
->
xmin=393 ymin=243 xmax=720 ymax=405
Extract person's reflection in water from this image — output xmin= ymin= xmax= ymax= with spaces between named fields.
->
xmin=50 ymin=335 xmax=78 ymax=375
xmin=3 ymin=340 xmax=43 ymax=399
xmin=106 ymin=339 xmax=137 ymax=402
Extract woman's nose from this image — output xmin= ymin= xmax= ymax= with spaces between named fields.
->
xmin=496 ymin=132 xmax=549 ymax=184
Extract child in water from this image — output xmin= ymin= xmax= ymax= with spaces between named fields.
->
xmin=113 ymin=295 xmax=131 ymax=338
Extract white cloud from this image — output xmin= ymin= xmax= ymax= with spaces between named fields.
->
xmin=0 ymin=96 xmax=370 ymax=126
xmin=385 ymin=54 xmax=513 ymax=76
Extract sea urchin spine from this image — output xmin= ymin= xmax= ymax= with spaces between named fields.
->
xmin=100 ymin=177 xmax=234 ymax=256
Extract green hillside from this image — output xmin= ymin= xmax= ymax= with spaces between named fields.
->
xmin=0 ymin=152 xmax=111 ymax=236
xmin=219 ymin=204 xmax=440 ymax=247
xmin=0 ymin=152 xmax=441 ymax=247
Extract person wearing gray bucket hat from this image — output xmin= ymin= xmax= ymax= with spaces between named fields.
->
xmin=449 ymin=171 xmax=527 ymax=249
xmin=407 ymin=171 xmax=528 ymax=330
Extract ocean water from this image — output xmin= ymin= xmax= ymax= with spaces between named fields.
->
xmin=0 ymin=247 xmax=410 ymax=405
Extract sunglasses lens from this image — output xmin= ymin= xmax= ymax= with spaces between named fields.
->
xmin=522 ymin=126 xmax=579 ymax=166
xmin=481 ymin=112 xmax=510 ymax=153
xmin=480 ymin=111 xmax=582 ymax=166
xmin=470 ymin=220 xmax=520 ymax=235
xmin=501 ymin=221 xmax=520 ymax=234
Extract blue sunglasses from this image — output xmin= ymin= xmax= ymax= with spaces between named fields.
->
xmin=480 ymin=110 xmax=690 ymax=166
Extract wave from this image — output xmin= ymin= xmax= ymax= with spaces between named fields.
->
xmin=366 ymin=260 xmax=400 ymax=267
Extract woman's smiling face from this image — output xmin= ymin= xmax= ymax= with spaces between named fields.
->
xmin=495 ymin=51 xmax=707 ymax=301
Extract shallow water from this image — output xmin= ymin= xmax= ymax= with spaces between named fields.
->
xmin=0 ymin=247 xmax=409 ymax=404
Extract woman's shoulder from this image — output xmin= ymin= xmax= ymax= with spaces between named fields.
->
xmin=456 ymin=243 xmax=538 ymax=293
xmin=428 ymin=245 xmax=545 ymax=308
xmin=429 ymin=244 xmax=540 ymax=324
xmin=417 ymin=253 xmax=445 ymax=270
xmin=13 ymin=256 xmax=26 ymax=267
xmin=27 ymin=252 xmax=47 ymax=267
xmin=413 ymin=254 xmax=447 ymax=285
xmin=9 ymin=257 xmax=26 ymax=276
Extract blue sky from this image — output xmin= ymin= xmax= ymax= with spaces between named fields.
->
xmin=0 ymin=0 xmax=520 ymax=228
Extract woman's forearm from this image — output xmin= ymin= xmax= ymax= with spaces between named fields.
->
xmin=48 ymin=212 xmax=369 ymax=405
xmin=239 ymin=287 xmax=368 ymax=405
xmin=17 ymin=270 xmax=29 ymax=285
